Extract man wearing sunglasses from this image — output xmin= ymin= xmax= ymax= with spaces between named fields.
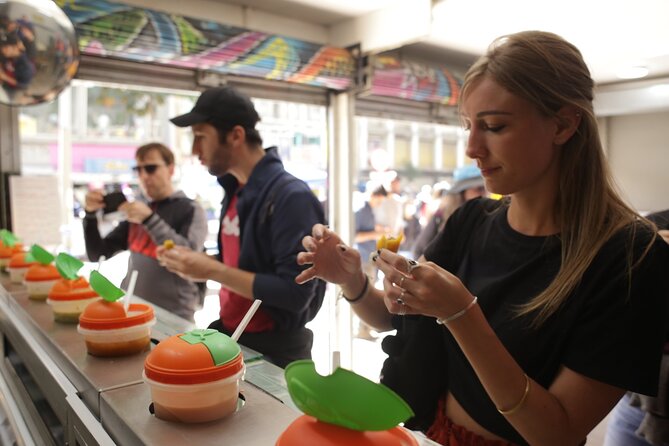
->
xmin=82 ymin=142 xmax=208 ymax=321
xmin=159 ymin=86 xmax=326 ymax=368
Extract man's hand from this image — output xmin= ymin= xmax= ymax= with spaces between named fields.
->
xmin=120 ymin=201 xmax=153 ymax=224
xmin=157 ymin=245 xmax=216 ymax=282
xmin=84 ymin=189 xmax=105 ymax=213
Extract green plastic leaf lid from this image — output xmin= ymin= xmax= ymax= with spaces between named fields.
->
xmin=180 ymin=329 xmax=241 ymax=366
xmin=27 ymin=244 xmax=55 ymax=265
xmin=89 ymin=270 xmax=125 ymax=302
xmin=0 ymin=229 xmax=19 ymax=247
xmin=55 ymin=253 xmax=84 ymax=280
xmin=284 ymin=359 xmax=414 ymax=431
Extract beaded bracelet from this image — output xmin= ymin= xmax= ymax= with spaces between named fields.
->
xmin=341 ymin=275 xmax=369 ymax=303
xmin=497 ymin=373 xmax=531 ymax=416
xmin=436 ymin=296 xmax=478 ymax=325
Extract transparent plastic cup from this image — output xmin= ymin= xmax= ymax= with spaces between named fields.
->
xmin=143 ymin=365 xmax=245 ymax=423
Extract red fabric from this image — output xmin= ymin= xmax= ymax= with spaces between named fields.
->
xmin=219 ymin=193 xmax=275 ymax=333
xmin=426 ymin=395 xmax=516 ymax=446
xmin=128 ymin=204 xmax=158 ymax=258
xmin=128 ymin=225 xmax=157 ymax=258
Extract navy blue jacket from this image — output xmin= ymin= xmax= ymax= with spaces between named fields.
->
xmin=217 ymin=147 xmax=326 ymax=331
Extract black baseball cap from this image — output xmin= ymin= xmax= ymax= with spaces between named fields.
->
xmin=170 ymin=86 xmax=260 ymax=128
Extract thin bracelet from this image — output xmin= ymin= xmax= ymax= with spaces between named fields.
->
xmin=497 ymin=373 xmax=531 ymax=416
xmin=341 ymin=274 xmax=369 ymax=303
xmin=436 ymin=296 xmax=478 ymax=325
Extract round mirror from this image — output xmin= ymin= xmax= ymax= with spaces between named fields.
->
xmin=0 ymin=0 xmax=79 ymax=106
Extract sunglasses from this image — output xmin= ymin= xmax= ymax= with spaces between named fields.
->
xmin=132 ymin=164 xmax=165 ymax=174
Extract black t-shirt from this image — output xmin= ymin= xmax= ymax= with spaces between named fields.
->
xmin=380 ymin=198 xmax=669 ymax=445
xmin=647 ymin=209 xmax=669 ymax=230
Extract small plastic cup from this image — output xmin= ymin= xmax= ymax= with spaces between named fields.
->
xmin=78 ymin=301 xmax=155 ymax=357
xmin=24 ymin=263 xmax=60 ymax=300
xmin=144 ymin=329 xmax=245 ymax=423
xmin=47 ymin=277 xmax=100 ymax=323
xmin=0 ymin=243 xmax=24 ymax=272
xmin=7 ymin=252 xmax=36 ymax=284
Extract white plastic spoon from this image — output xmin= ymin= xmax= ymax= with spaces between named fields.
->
xmin=231 ymin=299 xmax=262 ymax=341
xmin=124 ymin=270 xmax=138 ymax=314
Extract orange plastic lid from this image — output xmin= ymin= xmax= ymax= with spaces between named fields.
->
xmin=8 ymin=252 xmax=36 ymax=268
xmin=276 ymin=415 xmax=419 ymax=446
xmin=0 ymin=243 xmax=24 ymax=258
xmin=144 ymin=330 xmax=244 ymax=385
xmin=48 ymin=277 xmax=99 ymax=301
xmin=79 ymin=301 xmax=154 ymax=330
xmin=24 ymin=263 xmax=60 ymax=281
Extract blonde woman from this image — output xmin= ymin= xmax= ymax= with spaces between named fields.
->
xmin=296 ymin=31 xmax=669 ymax=446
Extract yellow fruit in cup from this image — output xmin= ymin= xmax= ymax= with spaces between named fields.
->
xmin=376 ymin=233 xmax=403 ymax=253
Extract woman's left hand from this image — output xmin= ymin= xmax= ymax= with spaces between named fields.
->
xmin=373 ymin=249 xmax=475 ymax=320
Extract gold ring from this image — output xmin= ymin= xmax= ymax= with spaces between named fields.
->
xmin=398 ymin=275 xmax=406 ymax=288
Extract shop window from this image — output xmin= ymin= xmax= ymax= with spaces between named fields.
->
xmin=441 ymin=137 xmax=458 ymax=170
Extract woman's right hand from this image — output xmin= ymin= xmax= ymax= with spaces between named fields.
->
xmin=296 ymin=224 xmax=362 ymax=286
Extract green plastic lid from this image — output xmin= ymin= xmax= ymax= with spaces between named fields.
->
xmin=284 ymin=360 xmax=414 ymax=431
xmin=180 ymin=329 xmax=241 ymax=366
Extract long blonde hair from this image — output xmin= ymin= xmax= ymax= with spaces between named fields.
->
xmin=460 ymin=31 xmax=655 ymax=326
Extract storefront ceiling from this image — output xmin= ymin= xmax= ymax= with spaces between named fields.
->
xmin=214 ymin=0 xmax=669 ymax=86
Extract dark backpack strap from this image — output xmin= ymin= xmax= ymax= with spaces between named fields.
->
xmin=260 ymin=175 xmax=301 ymax=225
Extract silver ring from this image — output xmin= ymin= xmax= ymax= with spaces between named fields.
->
xmin=398 ymin=304 xmax=406 ymax=316
xmin=407 ymin=259 xmax=420 ymax=274
xmin=398 ymin=275 xmax=406 ymax=289
xmin=396 ymin=290 xmax=406 ymax=306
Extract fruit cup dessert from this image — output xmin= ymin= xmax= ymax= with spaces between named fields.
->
xmin=47 ymin=252 xmax=99 ymax=322
xmin=24 ymin=245 xmax=61 ymax=300
xmin=143 ymin=328 xmax=245 ymax=423
xmin=376 ymin=233 xmax=403 ymax=253
xmin=0 ymin=230 xmax=22 ymax=271
xmin=77 ymin=270 xmax=156 ymax=356
xmin=78 ymin=299 xmax=155 ymax=356
xmin=277 ymin=360 xmax=417 ymax=446
xmin=7 ymin=251 xmax=36 ymax=284
xmin=0 ymin=242 xmax=23 ymax=272
xmin=48 ymin=277 xmax=100 ymax=323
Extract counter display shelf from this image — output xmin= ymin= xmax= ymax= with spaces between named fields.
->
xmin=0 ymin=275 xmax=299 ymax=445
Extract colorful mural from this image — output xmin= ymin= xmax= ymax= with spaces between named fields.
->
xmin=369 ymin=55 xmax=462 ymax=105
xmin=56 ymin=0 xmax=355 ymax=90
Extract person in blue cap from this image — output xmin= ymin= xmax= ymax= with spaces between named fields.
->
xmin=412 ymin=165 xmax=486 ymax=259
xmin=159 ymin=86 xmax=326 ymax=368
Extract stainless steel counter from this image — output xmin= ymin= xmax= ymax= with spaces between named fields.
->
xmin=0 ymin=274 xmax=299 ymax=445
xmin=100 ymin=381 xmax=298 ymax=445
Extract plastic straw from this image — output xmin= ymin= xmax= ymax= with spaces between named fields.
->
xmin=231 ymin=300 xmax=262 ymax=341
xmin=124 ymin=270 xmax=138 ymax=314
xmin=97 ymin=255 xmax=106 ymax=271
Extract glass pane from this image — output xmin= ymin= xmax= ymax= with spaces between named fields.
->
xmin=19 ymin=100 xmax=59 ymax=175
xmin=441 ymin=137 xmax=458 ymax=170
xmin=418 ymin=140 xmax=434 ymax=169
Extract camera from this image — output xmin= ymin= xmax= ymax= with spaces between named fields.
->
xmin=102 ymin=191 xmax=127 ymax=214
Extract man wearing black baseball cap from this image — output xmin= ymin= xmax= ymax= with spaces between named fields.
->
xmin=159 ymin=86 xmax=326 ymax=368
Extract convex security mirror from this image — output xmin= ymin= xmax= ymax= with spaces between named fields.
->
xmin=0 ymin=0 xmax=79 ymax=106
